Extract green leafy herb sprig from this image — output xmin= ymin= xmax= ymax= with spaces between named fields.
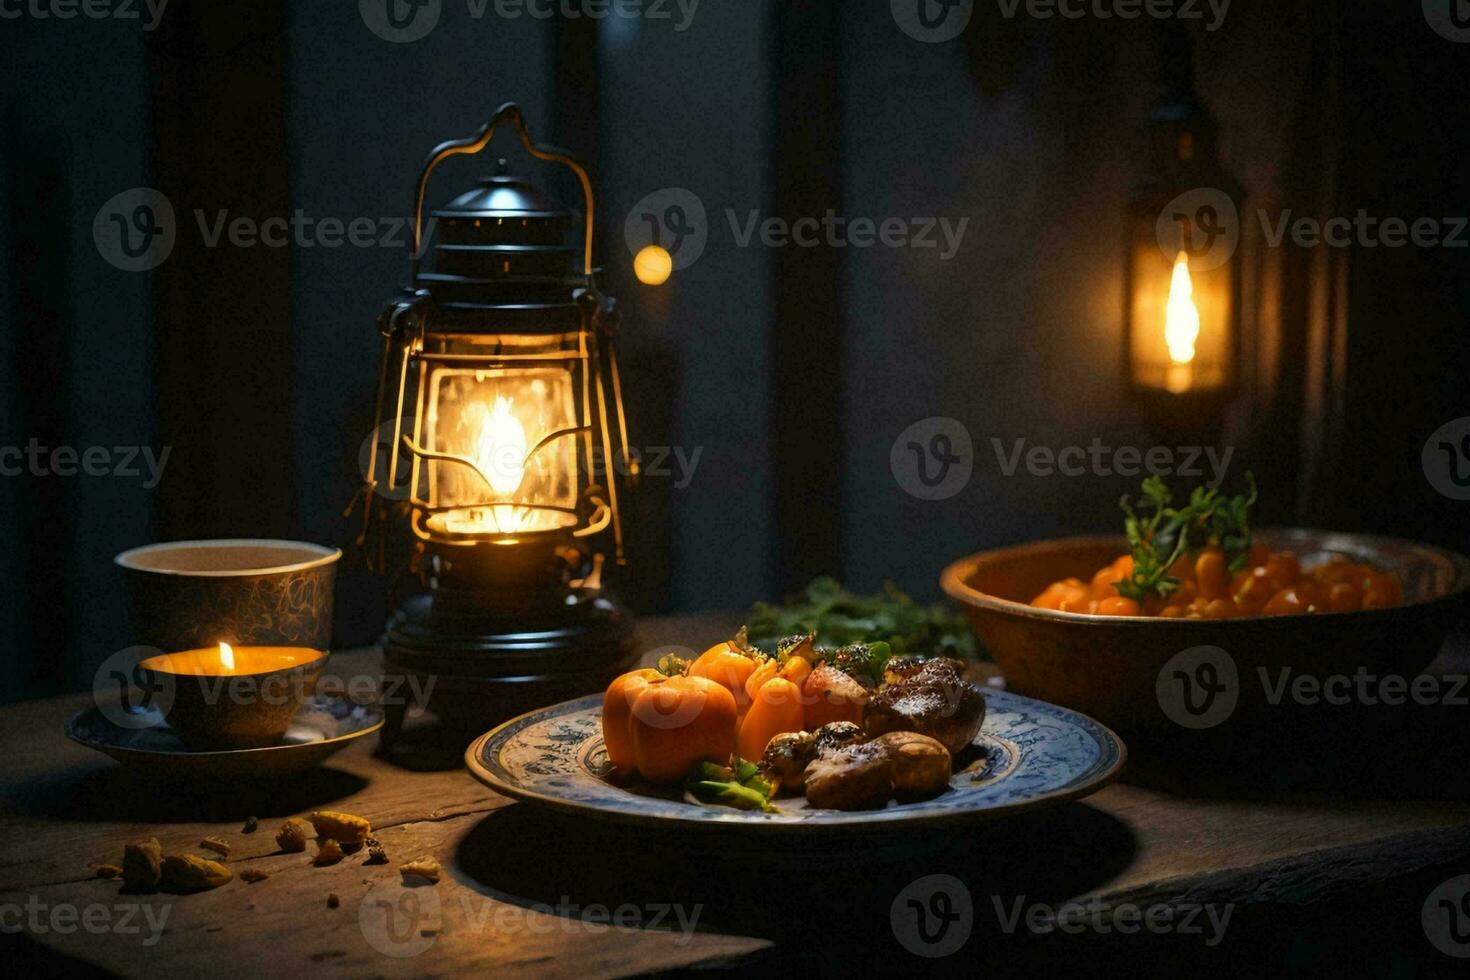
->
xmin=1117 ymin=473 xmax=1258 ymax=602
xmin=748 ymin=578 xmax=975 ymax=660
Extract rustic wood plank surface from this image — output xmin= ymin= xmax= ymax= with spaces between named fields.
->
xmin=3 ymin=612 xmax=1470 ymax=976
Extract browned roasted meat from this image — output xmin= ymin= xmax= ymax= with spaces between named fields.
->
xmin=864 ymin=658 xmax=985 ymax=754
xmin=761 ymin=722 xmax=866 ymax=793
xmin=804 ymin=732 xmax=952 ymax=810
xmin=761 ymin=731 xmax=814 ymax=792
xmin=811 ymin=721 xmax=864 ymax=753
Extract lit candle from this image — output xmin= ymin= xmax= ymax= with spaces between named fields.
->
xmin=140 ymin=642 xmax=323 ymax=677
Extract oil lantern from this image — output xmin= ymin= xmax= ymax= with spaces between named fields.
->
xmin=355 ymin=104 xmax=637 ymax=744
xmin=1124 ymin=29 xmax=1243 ymax=405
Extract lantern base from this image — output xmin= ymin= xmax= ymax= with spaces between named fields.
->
xmin=376 ymin=590 xmax=636 ymax=754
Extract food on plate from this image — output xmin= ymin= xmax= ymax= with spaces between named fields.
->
xmin=627 ymin=674 xmax=738 ymax=783
xmin=865 ymin=658 xmax=986 ymax=754
xmin=1030 ymin=475 xmax=1403 ymax=618
xmin=801 ymin=661 xmax=870 ymax=729
xmin=804 ymin=732 xmax=952 ymax=810
xmin=601 ymin=667 xmax=661 ymax=779
xmin=737 ymin=676 xmax=805 ymax=762
xmin=760 ymin=722 xmax=866 ymax=792
xmin=685 ymin=758 xmax=777 ymax=812
xmin=601 ymin=630 xmax=986 ymax=812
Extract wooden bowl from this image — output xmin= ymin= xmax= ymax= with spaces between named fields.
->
xmin=941 ymin=529 xmax=1470 ymax=734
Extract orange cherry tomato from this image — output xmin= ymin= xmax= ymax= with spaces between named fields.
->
xmin=601 ymin=668 xmax=662 ymax=780
xmin=1095 ymin=596 xmax=1141 ymax=616
xmin=1263 ymin=553 xmax=1302 ymax=592
xmin=1201 ymin=598 xmax=1237 ymax=619
xmin=688 ymin=642 xmax=761 ymax=709
xmin=737 ymin=677 xmax=805 ymax=762
xmin=1195 ymin=548 xmax=1229 ymax=600
xmin=1091 ymin=565 xmax=1123 ymax=599
xmin=1262 ymin=588 xmax=1307 ymax=616
xmin=1032 ymin=546 xmax=1399 ymax=619
xmin=628 ymin=675 xmax=738 ymax=783
xmin=1327 ymin=582 xmax=1362 ymax=613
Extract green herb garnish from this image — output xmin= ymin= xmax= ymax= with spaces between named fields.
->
xmin=685 ymin=758 xmax=775 ymax=812
xmin=1117 ymin=473 xmax=1257 ymax=602
xmin=748 ymin=578 xmax=975 ymax=659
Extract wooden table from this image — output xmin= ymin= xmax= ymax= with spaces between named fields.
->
xmin=4 ymin=612 xmax=1470 ymax=977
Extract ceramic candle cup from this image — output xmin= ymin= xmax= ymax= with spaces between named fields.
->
xmin=137 ymin=645 xmax=327 ymax=750
xmin=115 ymin=539 xmax=340 ymax=653
xmin=115 ymin=539 xmax=341 ymax=749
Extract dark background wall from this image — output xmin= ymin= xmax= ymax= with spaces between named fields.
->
xmin=1 ymin=0 xmax=1467 ymax=702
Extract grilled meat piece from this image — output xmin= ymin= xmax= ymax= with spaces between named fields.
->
xmin=761 ymin=722 xmax=867 ymax=793
xmin=880 ymin=732 xmax=953 ymax=794
xmin=804 ymin=732 xmax=952 ymax=810
xmin=811 ymin=721 xmax=864 ymax=752
xmin=761 ymin=731 xmax=814 ymax=792
xmin=865 ymin=658 xmax=985 ymax=754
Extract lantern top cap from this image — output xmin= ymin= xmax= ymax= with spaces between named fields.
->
xmin=432 ymin=164 xmax=574 ymax=223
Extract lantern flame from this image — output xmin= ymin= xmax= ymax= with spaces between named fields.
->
xmin=219 ymin=642 xmax=235 ymax=672
xmin=1164 ymin=251 xmax=1200 ymax=366
xmin=475 ymin=396 xmax=528 ymax=498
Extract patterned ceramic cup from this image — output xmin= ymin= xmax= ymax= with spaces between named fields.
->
xmin=115 ymin=539 xmax=340 ymax=656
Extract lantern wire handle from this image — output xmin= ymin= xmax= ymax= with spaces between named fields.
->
xmin=400 ymin=425 xmax=590 ymax=497
xmin=409 ymin=102 xmax=596 ymax=282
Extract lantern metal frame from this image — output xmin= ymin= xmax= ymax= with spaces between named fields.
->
xmin=1122 ymin=27 xmax=1245 ymax=412
xmin=359 ymin=102 xmax=631 ymax=564
xmin=353 ymin=104 xmax=639 ymax=748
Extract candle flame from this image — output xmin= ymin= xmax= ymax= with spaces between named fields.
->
xmin=219 ymin=642 xmax=235 ymax=672
xmin=1164 ymin=251 xmax=1201 ymax=366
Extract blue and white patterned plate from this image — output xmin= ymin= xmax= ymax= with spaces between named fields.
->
xmin=465 ymin=689 xmax=1126 ymax=830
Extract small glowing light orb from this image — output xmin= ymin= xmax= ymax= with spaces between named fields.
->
xmin=633 ymin=245 xmax=673 ymax=286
